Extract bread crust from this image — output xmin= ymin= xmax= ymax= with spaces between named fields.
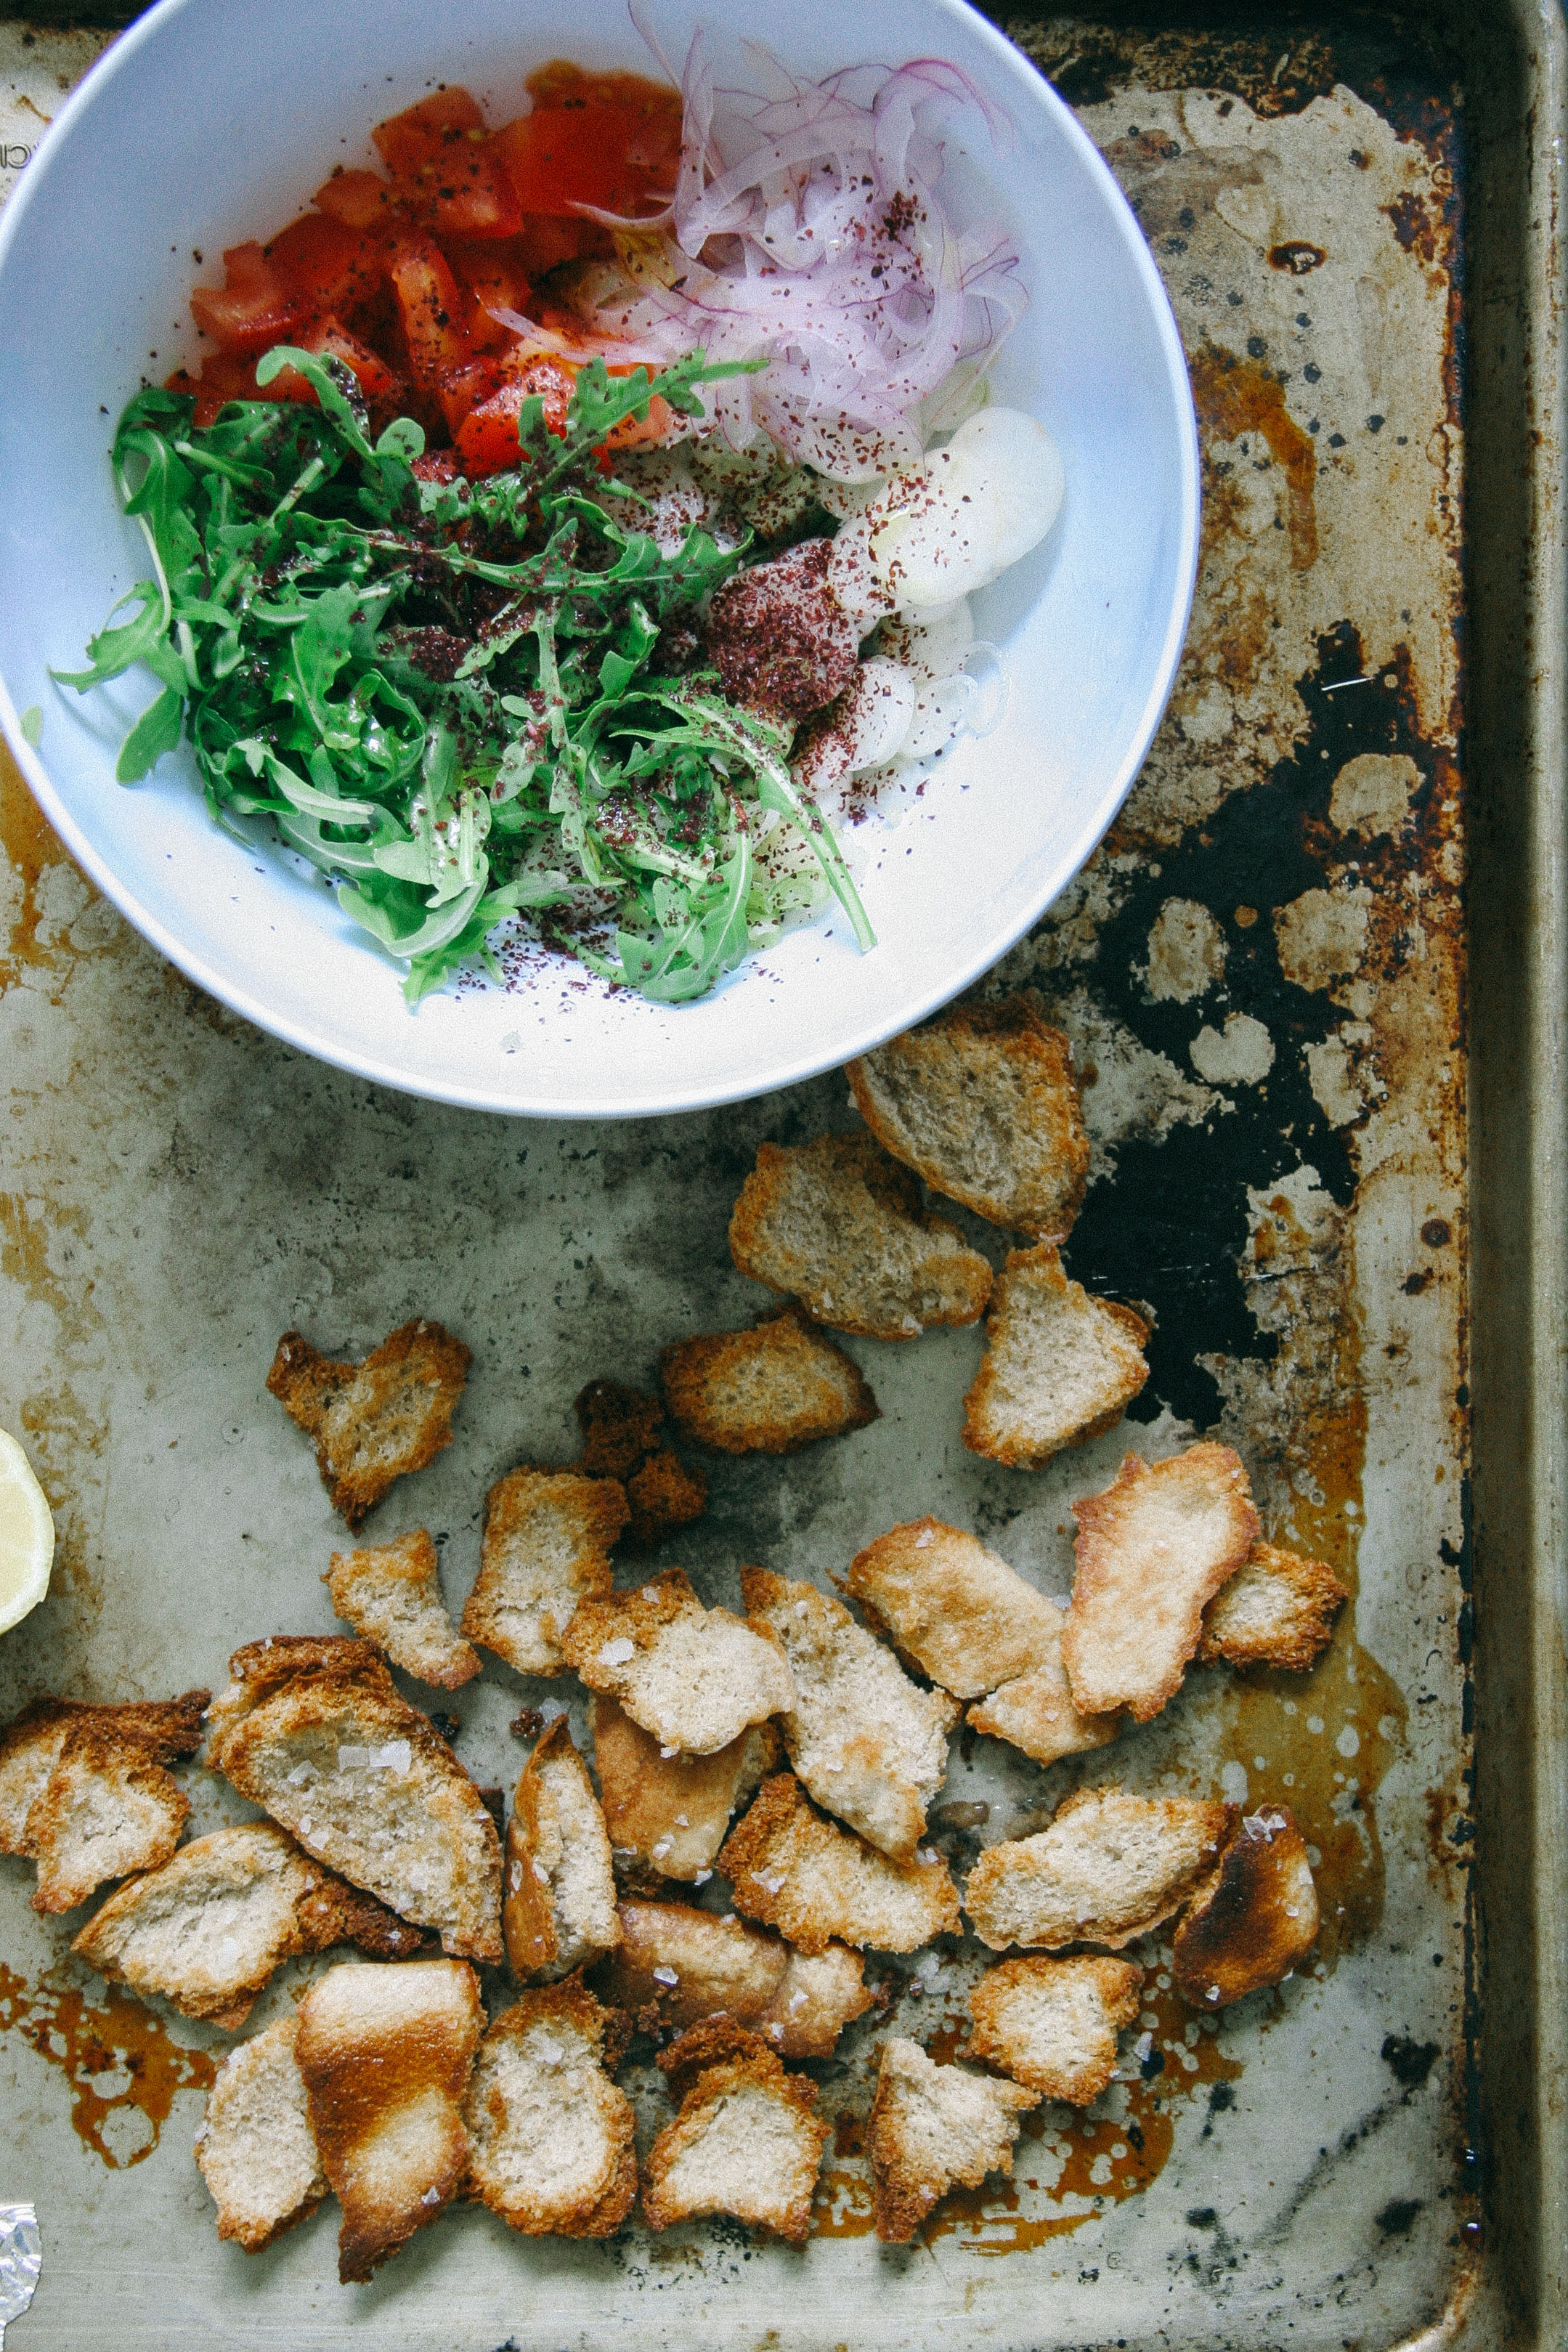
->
xmin=964 ymin=1785 xmax=1235 ymax=1952
xmin=867 ymin=2036 xmax=1036 ymax=2243
xmin=1198 ymin=1541 xmax=1349 ymax=1670
xmin=204 ymin=1638 xmax=379 ymax=1774
xmin=17 ymin=1690 xmax=208 ymax=1914
xmin=602 ymin=1898 xmax=872 ymax=2056
xmin=661 ymin=1309 xmax=879 ymax=1456
xmin=642 ymin=2024 xmax=827 ymax=2242
xmin=0 ymin=1697 xmax=89 ymax=1852
xmin=964 ymin=1591 xmax=1122 ymax=1767
xmin=718 ymin=1772 xmax=962 ymax=1955
xmin=267 ymin=1318 xmax=471 ymax=1529
xmin=845 ymin=1517 xmax=1066 ymax=1700
xmin=590 ymin=1696 xmax=777 ymax=1883
xmin=1171 ymin=1804 xmax=1319 ymax=2008
xmin=967 ymin=1955 xmax=1142 ymax=2103
xmin=1063 ymin=1445 xmax=1260 ymax=1722
xmin=325 ymin=1528 xmax=480 ymax=1689
xmin=503 ymin=1717 xmax=620 ymax=1982
xmin=847 ymin=994 xmax=1090 ymax=1238
xmin=464 ymin=1976 xmax=636 ymax=2238
xmin=962 ymin=1246 xmax=1150 ymax=1469
xmin=461 ymin=1467 xmax=627 ymax=1676
xmin=561 ymin=1568 xmax=795 ymax=1756
xmin=195 ymin=2012 xmax=328 ymax=2252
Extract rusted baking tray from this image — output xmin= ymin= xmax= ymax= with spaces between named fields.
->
xmin=0 ymin=0 xmax=1560 ymax=2343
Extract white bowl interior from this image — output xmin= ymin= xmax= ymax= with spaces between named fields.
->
xmin=0 ymin=0 xmax=1196 ymax=1117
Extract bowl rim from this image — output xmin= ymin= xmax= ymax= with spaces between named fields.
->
xmin=0 ymin=0 xmax=1199 ymax=1121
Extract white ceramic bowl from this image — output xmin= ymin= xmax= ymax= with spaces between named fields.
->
xmin=0 ymin=0 xmax=1197 ymax=1119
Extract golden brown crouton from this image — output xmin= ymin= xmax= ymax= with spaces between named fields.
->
xmin=574 ymin=1379 xmax=667 ymax=1478
xmin=503 ymin=1719 xmax=620 ymax=1982
xmin=464 ymin=1977 xmax=635 ymax=2237
xmin=460 ymin=1467 xmax=627 ymax=1677
xmin=962 ymin=1246 xmax=1150 ymax=1470
xmin=325 ymin=1529 xmax=480 ymax=1689
xmin=73 ymin=1822 xmax=426 ymax=2028
xmin=1199 ymin=1542 xmax=1349 ymax=1670
xmin=1172 ymin=1805 xmax=1319 ymax=2008
xmin=590 ymin=1696 xmax=777 ymax=1883
xmin=728 ymin=1132 xmax=994 ymax=1340
xmin=965 ymin=1597 xmax=1121 ymax=1768
xmin=867 ymin=2037 xmax=1036 ymax=2243
xmin=218 ymin=1658 xmax=503 ymax=1963
xmin=267 ymin=1318 xmax=471 ymax=1530
xmin=662 ymin=1308 xmax=879 ymax=1456
xmin=602 ymin=1899 xmax=872 ymax=2056
xmin=642 ymin=2024 xmax=828 ymax=2242
xmin=741 ymin=1568 xmax=959 ymax=1861
xmin=845 ymin=1518 xmax=1067 ymax=1698
xmin=20 ymin=1691 xmax=209 ymax=1915
xmin=967 ymin=1955 xmax=1142 ymax=2103
xmin=1063 ymin=1445 xmax=1260 ymax=1722
xmin=296 ymin=1958 xmax=482 ymax=2282
xmin=0 ymin=1697 xmax=89 ymax=1851
xmin=195 ymin=2012 xmax=327 ymax=2253
xmin=964 ymin=1786 xmax=1234 ymax=1952
xmin=718 ymin=1772 xmax=962 ymax=1955
xmin=203 ymin=1637 xmax=380 ymax=1774
xmin=625 ymin=1448 xmax=708 ymax=1549
xmin=847 ymin=995 xmax=1090 ymax=1238
xmin=561 ymin=1568 xmax=795 ymax=1757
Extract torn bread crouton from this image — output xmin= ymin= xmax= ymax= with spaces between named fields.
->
xmin=662 ymin=1309 xmax=879 ymax=1456
xmin=1199 ymin=1541 xmax=1349 ymax=1670
xmin=625 ymin=1448 xmax=707 ymax=1549
xmin=195 ymin=2012 xmax=328 ymax=2253
xmin=296 ymin=1957 xmax=482 ymax=2283
xmin=962 ymin=1246 xmax=1150 ymax=1470
xmin=718 ymin=1772 xmax=962 ymax=1955
xmin=845 ymin=1518 xmax=1067 ymax=1698
xmin=561 ymin=1568 xmax=795 ymax=1757
xmin=203 ymin=1637 xmax=381 ymax=1775
xmin=267 ymin=1318 xmax=471 ymax=1530
xmin=590 ymin=1696 xmax=777 ymax=1883
xmin=728 ymin=1132 xmax=994 ymax=1340
xmin=1172 ymin=1804 xmax=1319 ymax=2009
xmin=643 ymin=2022 xmax=828 ymax=2242
xmin=964 ymin=1785 xmax=1235 ymax=1952
xmin=847 ymin=995 xmax=1090 ymax=1239
xmin=966 ymin=1597 xmax=1121 ymax=1768
xmin=73 ymin=1822 xmax=426 ymax=2029
xmin=1063 ymin=1445 xmax=1260 ymax=1722
xmin=604 ymin=1899 xmax=872 ymax=2056
xmin=23 ymin=1691 xmax=210 ymax=1914
xmin=575 ymin=1378 xmax=666 ymax=1478
xmin=967 ymin=1955 xmax=1142 ymax=2104
xmin=868 ymin=2037 xmax=1036 ymax=2244
xmin=503 ymin=1719 xmax=620 ymax=1982
xmin=460 ymin=1467 xmax=627 ymax=1677
xmin=741 ymin=1567 xmax=959 ymax=1861
xmin=325 ymin=1529 xmax=479 ymax=1689
xmin=465 ymin=1977 xmax=635 ymax=2237
xmin=0 ymin=1697 xmax=90 ymax=1850
xmin=219 ymin=1657 xmax=503 ymax=1963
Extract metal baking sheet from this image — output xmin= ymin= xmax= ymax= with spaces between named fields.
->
xmin=1 ymin=0 xmax=1558 ymax=2342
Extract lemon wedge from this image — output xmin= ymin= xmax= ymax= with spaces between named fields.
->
xmin=0 ymin=1427 xmax=54 ymax=1635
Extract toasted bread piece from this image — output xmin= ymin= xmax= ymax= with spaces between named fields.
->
xmin=845 ymin=1518 xmax=1066 ymax=1699
xmin=23 ymin=1692 xmax=209 ymax=1914
xmin=662 ymin=1309 xmax=880 ymax=1456
xmin=267 ymin=1318 xmax=471 ymax=1530
xmin=741 ymin=1568 xmax=958 ymax=1861
xmin=966 ymin=1597 xmax=1121 ymax=1767
xmin=1172 ymin=1805 xmax=1318 ymax=2008
xmin=503 ymin=1719 xmax=620 ymax=1982
xmin=219 ymin=1662 xmax=503 ymax=1963
xmin=561 ymin=1568 xmax=795 ymax=1756
xmin=847 ymin=996 xmax=1090 ymax=1239
xmin=0 ymin=1697 xmax=90 ymax=1850
xmin=642 ymin=2024 xmax=828 ymax=2242
xmin=868 ymin=2037 xmax=1036 ymax=2243
xmin=591 ymin=1696 xmax=777 ymax=1882
xmin=967 ymin=1955 xmax=1142 ymax=2103
xmin=195 ymin=2012 xmax=328 ymax=2252
xmin=296 ymin=1958 xmax=482 ymax=2282
xmin=962 ymin=1246 xmax=1150 ymax=1470
xmin=465 ymin=1977 xmax=636 ymax=2237
xmin=728 ymin=1132 xmax=994 ymax=1340
xmin=204 ymin=1637 xmax=381 ymax=1774
xmin=1063 ymin=1445 xmax=1260 ymax=1722
xmin=964 ymin=1785 xmax=1234 ymax=1952
xmin=461 ymin=1467 xmax=627 ymax=1676
xmin=575 ymin=1379 xmax=666 ymax=1478
xmin=625 ymin=1448 xmax=707 ymax=1549
xmin=73 ymin=1822 xmax=426 ymax=2028
xmin=1199 ymin=1541 xmax=1349 ymax=1670
xmin=325 ymin=1530 xmax=479 ymax=1690
xmin=718 ymin=1772 xmax=962 ymax=1955
xmin=604 ymin=1899 xmax=872 ymax=2056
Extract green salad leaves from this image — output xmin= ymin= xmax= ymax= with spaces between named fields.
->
xmin=61 ymin=349 xmax=874 ymax=1005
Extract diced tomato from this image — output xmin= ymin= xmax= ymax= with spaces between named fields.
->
xmin=314 ymin=168 xmax=401 ymax=232
xmin=266 ymin=213 xmax=383 ymax=319
xmin=166 ymin=348 xmax=262 ymax=426
xmin=433 ymin=355 xmax=503 ymax=435
xmin=512 ymin=214 xmax=610 ymax=279
xmin=373 ymin=87 xmax=521 ymax=238
xmin=602 ymin=389 xmax=676 ymax=451
xmin=388 ymin=239 xmax=471 ymax=379
xmin=455 ymin=355 xmax=577 ymax=475
xmin=373 ymin=86 xmax=485 ymax=177
xmin=189 ymin=241 xmax=301 ymax=355
xmin=492 ymin=66 xmax=681 ymax=221
xmin=261 ymin=318 xmax=402 ymax=407
xmin=444 ymin=238 xmax=532 ymax=354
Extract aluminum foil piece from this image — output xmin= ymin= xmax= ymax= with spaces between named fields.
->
xmin=0 ymin=2205 xmax=41 ymax=2346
